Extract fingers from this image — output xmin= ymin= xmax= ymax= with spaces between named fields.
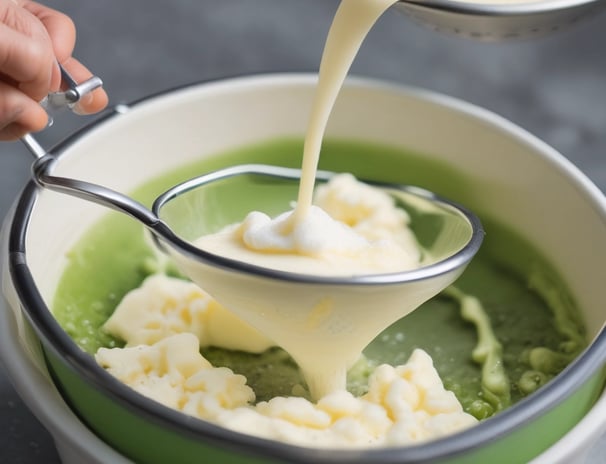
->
xmin=0 ymin=0 xmax=109 ymax=141
xmin=22 ymin=1 xmax=76 ymax=91
xmin=23 ymin=1 xmax=76 ymax=61
xmin=24 ymin=2 xmax=108 ymax=115
xmin=61 ymin=57 xmax=109 ymax=115
xmin=0 ymin=2 xmax=58 ymax=101
xmin=0 ymin=79 xmax=48 ymax=141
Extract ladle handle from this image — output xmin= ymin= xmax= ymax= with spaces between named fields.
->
xmin=19 ymin=64 xmax=171 ymax=234
xmin=31 ymin=154 xmax=162 ymax=228
xmin=21 ymin=133 xmax=46 ymax=160
xmin=21 ymin=64 xmax=104 ymax=160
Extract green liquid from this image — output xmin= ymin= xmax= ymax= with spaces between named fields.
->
xmin=52 ymin=137 xmax=586 ymax=419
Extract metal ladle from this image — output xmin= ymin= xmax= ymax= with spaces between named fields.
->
xmin=20 ymin=68 xmax=483 ymax=399
xmin=395 ymin=0 xmax=606 ymax=40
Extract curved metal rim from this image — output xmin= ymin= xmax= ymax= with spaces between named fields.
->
xmin=151 ymin=163 xmax=485 ymax=286
xmin=7 ymin=74 xmax=606 ymax=463
xmin=398 ymin=0 xmax=605 ymax=16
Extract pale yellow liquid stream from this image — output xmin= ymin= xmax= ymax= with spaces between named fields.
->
xmin=188 ymin=0 xmax=445 ymax=401
xmin=291 ymin=0 xmax=399 ymax=225
xmin=270 ymin=0 xmax=404 ymax=398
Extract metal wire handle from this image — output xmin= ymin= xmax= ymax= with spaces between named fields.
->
xmin=18 ymin=65 xmax=167 ymax=230
xmin=21 ymin=64 xmax=103 ymax=159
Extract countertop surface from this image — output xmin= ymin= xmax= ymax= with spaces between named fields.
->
xmin=1 ymin=1 xmax=606 ymax=463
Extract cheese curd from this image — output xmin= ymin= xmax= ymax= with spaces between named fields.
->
xmin=194 ymin=173 xmax=421 ymax=276
xmin=97 ymin=330 xmax=476 ymax=447
xmin=103 ymin=274 xmax=274 ymax=353
xmin=97 ymin=276 xmax=477 ymax=447
xmin=233 ymin=349 xmax=476 ymax=447
xmin=314 ymin=173 xmax=420 ymax=253
xmin=96 ymin=333 xmax=255 ymax=420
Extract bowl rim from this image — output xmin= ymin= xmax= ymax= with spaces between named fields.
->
xmin=398 ymin=0 xmax=603 ymax=16
xmin=151 ymin=163 xmax=484 ymax=285
xmin=7 ymin=73 xmax=606 ymax=463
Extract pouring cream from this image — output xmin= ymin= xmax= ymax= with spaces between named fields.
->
xmin=189 ymin=0 xmax=434 ymax=401
xmin=292 ymin=0 xmax=400 ymax=225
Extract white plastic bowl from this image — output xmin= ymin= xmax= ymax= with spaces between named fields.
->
xmin=2 ymin=74 xmax=606 ymax=463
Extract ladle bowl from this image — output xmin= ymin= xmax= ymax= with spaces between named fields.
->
xmin=26 ymin=153 xmax=484 ymax=399
xmin=152 ymin=164 xmax=484 ymax=398
xmin=395 ymin=0 xmax=606 ymax=40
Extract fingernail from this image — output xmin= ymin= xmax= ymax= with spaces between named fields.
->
xmin=73 ymin=92 xmax=94 ymax=115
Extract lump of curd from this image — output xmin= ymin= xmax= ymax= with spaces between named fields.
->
xmin=194 ymin=173 xmax=422 ymax=276
xmin=103 ymin=274 xmax=273 ymax=353
xmin=97 ymin=274 xmax=477 ymax=447
xmin=97 ymin=275 xmax=476 ymax=447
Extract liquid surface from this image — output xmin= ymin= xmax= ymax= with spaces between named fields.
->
xmin=53 ymin=138 xmax=586 ymax=421
xmin=194 ymin=174 xmax=422 ymax=276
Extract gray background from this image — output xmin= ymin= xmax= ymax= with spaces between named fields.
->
xmin=1 ymin=1 xmax=606 ymax=462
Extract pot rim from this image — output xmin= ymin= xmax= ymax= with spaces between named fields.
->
xmin=7 ymin=73 xmax=606 ymax=463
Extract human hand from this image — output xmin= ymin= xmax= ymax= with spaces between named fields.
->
xmin=0 ymin=0 xmax=108 ymax=140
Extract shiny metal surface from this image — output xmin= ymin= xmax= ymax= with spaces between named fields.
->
xmin=396 ymin=0 xmax=606 ymax=39
xmin=19 ymin=152 xmax=483 ymax=287
xmin=1 ymin=1 xmax=605 ymax=462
